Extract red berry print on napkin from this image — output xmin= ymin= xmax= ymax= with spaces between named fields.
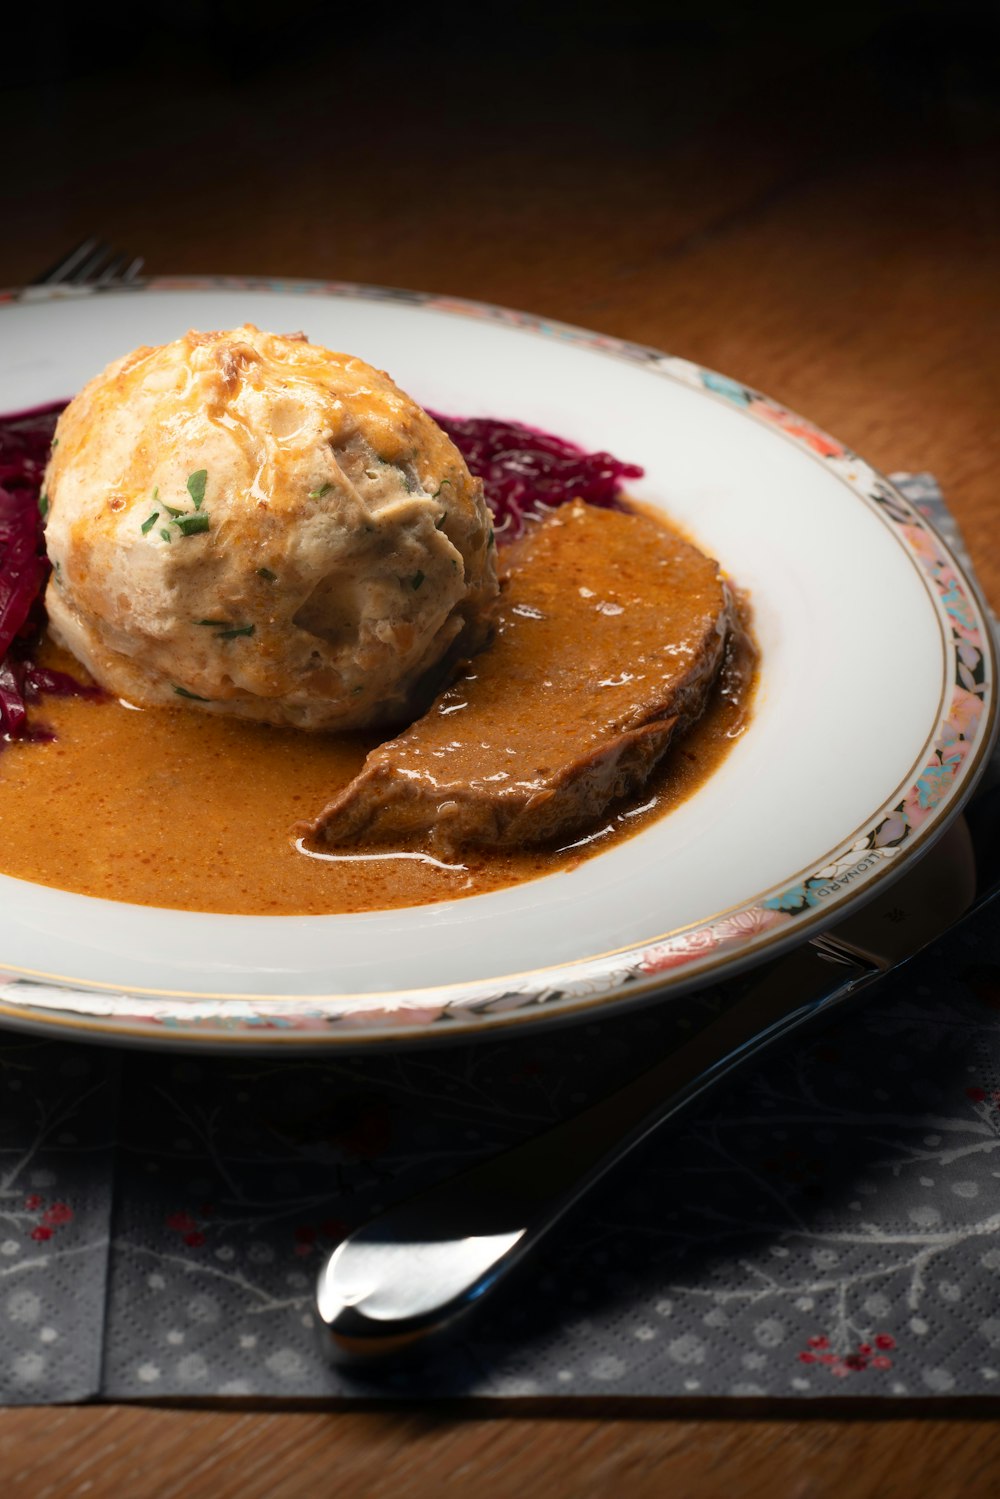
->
xmin=964 ymin=1084 xmax=1000 ymax=1117
xmin=165 ymin=1209 xmax=207 ymax=1247
xmin=24 ymin=1196 xmax=74 ymax=1243
xmin=290 ymin=1217 xmax=349 ymax=1259
xmin=798 ymin=1333 xmax=896 ymax=1377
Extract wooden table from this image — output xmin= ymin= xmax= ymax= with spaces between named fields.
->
xmin=3 ymin=10 xmax=1000 ymax=1494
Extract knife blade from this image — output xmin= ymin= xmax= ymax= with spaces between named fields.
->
xmin=316 ymin=795 xmax=999 ymax=1369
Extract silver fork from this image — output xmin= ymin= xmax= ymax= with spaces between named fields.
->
xmin=31 ymin=237 xmax=144 ymax=287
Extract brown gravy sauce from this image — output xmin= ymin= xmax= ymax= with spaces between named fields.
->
xmin=0 ymin=521 xmax=757 ymax=916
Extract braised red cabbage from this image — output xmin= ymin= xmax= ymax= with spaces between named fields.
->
xmin=429 ymin=413 xmax=644 ymax=535
xmin=0 ymin=401 xmax=102 ymax=747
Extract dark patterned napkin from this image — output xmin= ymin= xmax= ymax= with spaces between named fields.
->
xmin=1 ymin=475 xmax=998 ymax=1405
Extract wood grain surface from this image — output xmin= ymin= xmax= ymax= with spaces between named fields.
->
xmin=1 ymin=1403 xmax=1000 ymax=1498
xmin=2 ymin=6 xmax=999 ymax=1493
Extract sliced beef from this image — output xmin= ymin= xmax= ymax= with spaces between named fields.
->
xmin=301 ymin=501 xmax=732 ymax=852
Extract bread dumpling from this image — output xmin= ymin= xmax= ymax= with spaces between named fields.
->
xmin=42 ymin=325 xmax=498 ymax=730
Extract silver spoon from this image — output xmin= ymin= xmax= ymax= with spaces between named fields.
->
xmin=316 ymin=805 xmax=995 ymax=1368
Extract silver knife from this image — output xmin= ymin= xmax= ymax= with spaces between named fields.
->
xmin=317 ymin=788 xmax=1000 ymax=1369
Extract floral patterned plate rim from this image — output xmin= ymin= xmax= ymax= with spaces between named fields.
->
xmin=0 ymin=278 xmax=995 ymax=1049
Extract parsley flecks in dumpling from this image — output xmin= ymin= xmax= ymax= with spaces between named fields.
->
xmin=41 ymin=326 xmax=497 ymax=729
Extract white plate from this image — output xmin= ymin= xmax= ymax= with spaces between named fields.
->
xmin=0 ymin=278 xmax=995 ymax=1048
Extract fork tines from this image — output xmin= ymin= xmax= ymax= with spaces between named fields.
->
xmin=32 ymin=238 xmax=144 ymax=287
